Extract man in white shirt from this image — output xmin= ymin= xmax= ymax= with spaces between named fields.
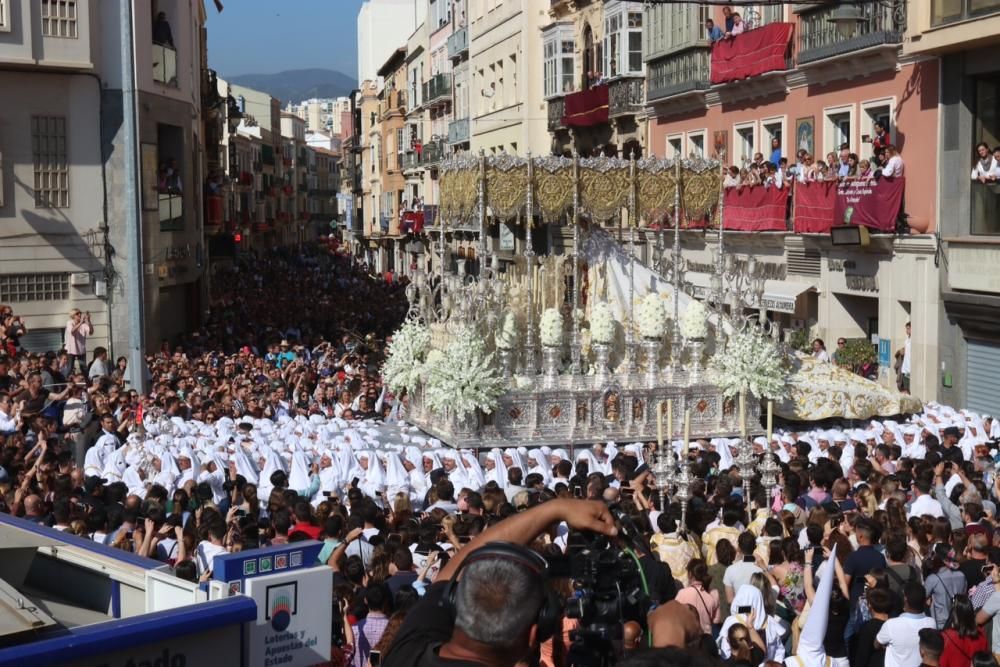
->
xmin=875 ymin=582 xmax=937 ymax=667
xmin=723 ymin=532 xmax=763 ymax=602
xmin=908 ymin=478 xmax=944 ymax=519
xmin=195 ymin=523 xmax=228 ymax=577
xmin=881 ymin=145 xmax=904 ymax=177
xmin=0 ymin=394 xmax=21 ymax=434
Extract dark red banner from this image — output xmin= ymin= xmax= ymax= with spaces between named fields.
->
xmin=722 ymin=185 xmax=789 ymax=231
xmin=562 ymin=84 xmax=609 ymax=128
xmin=792 ymin=180 xmax=838 ymax=233
xmin=833 ymin=177 xmax=905 ymax=232
xmin=711 ymin=22 xmax=794 ymax=85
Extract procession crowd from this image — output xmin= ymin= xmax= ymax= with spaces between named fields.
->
xmin=5 ymin=247 xmax=1000 ymax=667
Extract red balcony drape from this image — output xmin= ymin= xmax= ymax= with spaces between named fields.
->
xmin=793 ymin=178 xmax=905 ymax=233
xmin=710 ymin=22 xmax=794 ymax=85
xmin=723 ymin=185 xmax=789 ymax=231
xmin=561 ymin=84 xmax=609 ymax=128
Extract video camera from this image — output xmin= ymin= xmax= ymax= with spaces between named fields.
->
xmin=550 ymin=504 xmax=650 ymax=667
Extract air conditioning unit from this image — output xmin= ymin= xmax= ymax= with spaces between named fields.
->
xmin=70 ymin=272 xmax=91 ymax=286
xmin=94 ymin=280 xmax=107 ymax=298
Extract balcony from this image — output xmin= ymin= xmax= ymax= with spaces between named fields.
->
xmin=158 ymin=193 xmax=183 ymax=231
xmin=608 ymin=77 xmax=644 ymax=118
xmin=447 ymin=27 xmax=469 ymax=59
xmin=646 ymin=47 xmax=711 ymax=104
xmin=448 ymin=117 xmax=470 ymax=145
xmin=152 ymin=43 xmax=178 ymax=87
xmin=379 ymin=90 xmax=407 ymax=119
xmin=421 ymin=140 xmax=445 ymax=166
xmin=797 ymin=1 xmax=905 ymax=66
xmin=401 ymin=151 xmax=420 ymax=171
xmin=422 ymin=73 xmax=452 ymax=110
xmin=547 ymin=96 xmax=566 ymax=132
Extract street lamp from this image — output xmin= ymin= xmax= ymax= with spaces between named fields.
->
xmin=828 ymin=2 xmax=864 ymax=38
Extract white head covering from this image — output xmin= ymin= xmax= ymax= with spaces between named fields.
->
xmin=461 ymin=451 xmax=486 ymax=490
xmin=288 ymin=450 xmax=312 ymax=492
xmin=526 ymin=449 xmax=551 ymax=484
xmin=719 ymin=585 xmax=767 ymax=658
xmin=486 ymin=449 xmax=509 ymax=489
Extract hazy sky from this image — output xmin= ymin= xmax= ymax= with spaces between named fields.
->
xmin=207 ymin=0 xmax=365 ymax=79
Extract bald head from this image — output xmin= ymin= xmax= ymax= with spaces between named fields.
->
xmin=23 ymin=495 xmax=44 ymax=517
xmin=623 ymin=621 xmax=643 ymax=650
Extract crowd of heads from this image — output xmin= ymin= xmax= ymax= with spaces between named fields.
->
xmin=6 ymin=246 xmax=1000 ymax=666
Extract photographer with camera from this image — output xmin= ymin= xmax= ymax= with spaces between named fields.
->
xmin=382 ymin=498 xmax=617 ymax=667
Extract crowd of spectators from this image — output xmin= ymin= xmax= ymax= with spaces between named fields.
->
xmin=723 ymin=125 xmax=905 ymax=191
xmin=7 ymin=245 xmax=1000 ymax=667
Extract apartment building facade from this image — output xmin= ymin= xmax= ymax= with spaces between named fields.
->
xmin=544 ymin=0 xmax=647 ymax=157
xmin=0 ymin=0 xmax=215 ymax=354
xmin=287 ymin=97 xmax=352 ymax=135
xmin=636 ymin=2 xmax=942 ymax=401
xmin=468 ymin=0 xmax=548 ymax=155
xmin=904 ymin=0 xmax=1000 ymax=414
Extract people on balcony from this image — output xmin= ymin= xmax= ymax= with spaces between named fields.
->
xmin=971 ymin=142 xmax=1000 ymax=182
xmin=153 ymin=11 xmax=174 ymax=48
xmin=706 ymin=19 xmax=724 ymax=43
xmin=724 ymin=166 xmax=741 ymax=188
xmin=158 ymin=159 xmax=182 ymax=195
xmin=880 ymin=145 xmax=904 ymax=178
xmin=769 ymin=138 xmax=782 ymax=167
xmin=872 ymin=121 xmax=890 ymax=161
xmin=837 ymin=145 xmax=852 ymax=179
xmin=722 ymin=6 xmax=735 ymax=33
xmin=857 ymin=159 xmax=874 ymax=180
xmin=726 ymin=13 xmax=746 ymax=39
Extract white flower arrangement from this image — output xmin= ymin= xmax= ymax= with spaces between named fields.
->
xmin=539 ymin=308 xmax=564 ymax=348
xmin=424 ymin=327 xmax=506 ymax=419
xmin=680 ymin=300 xmax=709 ymax=340
xmin=496 ymin=311 xmax=518 ymax=351
xmin=709 ymin=327 xmax=788 ymax=401
xmin=636 ymin=292 xmax=667 ymax=339
xmin=381 ymin=318 xmax=431 ymax=394
xmin=590 ymin=302 xmax=616 ymax=345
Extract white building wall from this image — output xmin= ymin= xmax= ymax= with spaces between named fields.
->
xmin=0 ymin=72 xmax=109 ymax=350
xmin=357 ymin=0 xmax=422 ymax=84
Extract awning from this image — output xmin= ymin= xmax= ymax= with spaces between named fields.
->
xmin=756 ymin=280 xmax=815 ymax=314
xmin=682 ymin=274 xmax=813 ymax=314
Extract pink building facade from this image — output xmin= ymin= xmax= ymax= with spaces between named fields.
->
xmin=638 ymin=3 xmax=944 ymax=401
xmin=645 ymin=5 xmax=938 ymax=233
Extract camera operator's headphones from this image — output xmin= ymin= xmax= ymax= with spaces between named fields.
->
xmin=440 ymin=541 xmax=562 ymax=643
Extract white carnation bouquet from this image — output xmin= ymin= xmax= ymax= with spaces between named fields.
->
xmin=424 ymin=327 xmax=506 ymax=419
xmin=539 ymin=308 xmax=564 ymax=347
xmin=680 ymin=300 xmax=709 ymax=339
xmin=381 ymin=318 xmax=431 ymax=394
xmin=590 ymin=302 xmax=616 ymax=345
xmin=496 ymin=311 xmax=518 ymax=351
xmin=709 ymin=327 xmax=788 ymax=401
xmin=636 ymin=292 xmax=667 ymax=339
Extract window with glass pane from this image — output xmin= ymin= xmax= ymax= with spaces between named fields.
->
xmin=972 ymin=78 xmax=1000 ymax=235
xmin=605 ymin=13 xmax=621 ymax=78
xmin=561 ymin=41 xmax=575 ymax=94
xmin=628 ymin=32 xmax=642 ymax=72
xmin=970 ymin=0 xmax=1000 ymax=14
xmin=544 ymin=40 xmax=557 ymax=97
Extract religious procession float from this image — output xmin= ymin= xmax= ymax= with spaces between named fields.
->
xmin=382 ymin=152 xmax=921 ymax=456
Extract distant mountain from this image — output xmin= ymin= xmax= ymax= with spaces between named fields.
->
xmin=228 ymin=68 xmax=357 ymax=104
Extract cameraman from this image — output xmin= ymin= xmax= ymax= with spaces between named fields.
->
xmin=383 ymin=498 xmax=617 ymax=667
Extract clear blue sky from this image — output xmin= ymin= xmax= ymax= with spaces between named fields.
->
xmin=207 ymin=0 xmax=365 ymax=79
